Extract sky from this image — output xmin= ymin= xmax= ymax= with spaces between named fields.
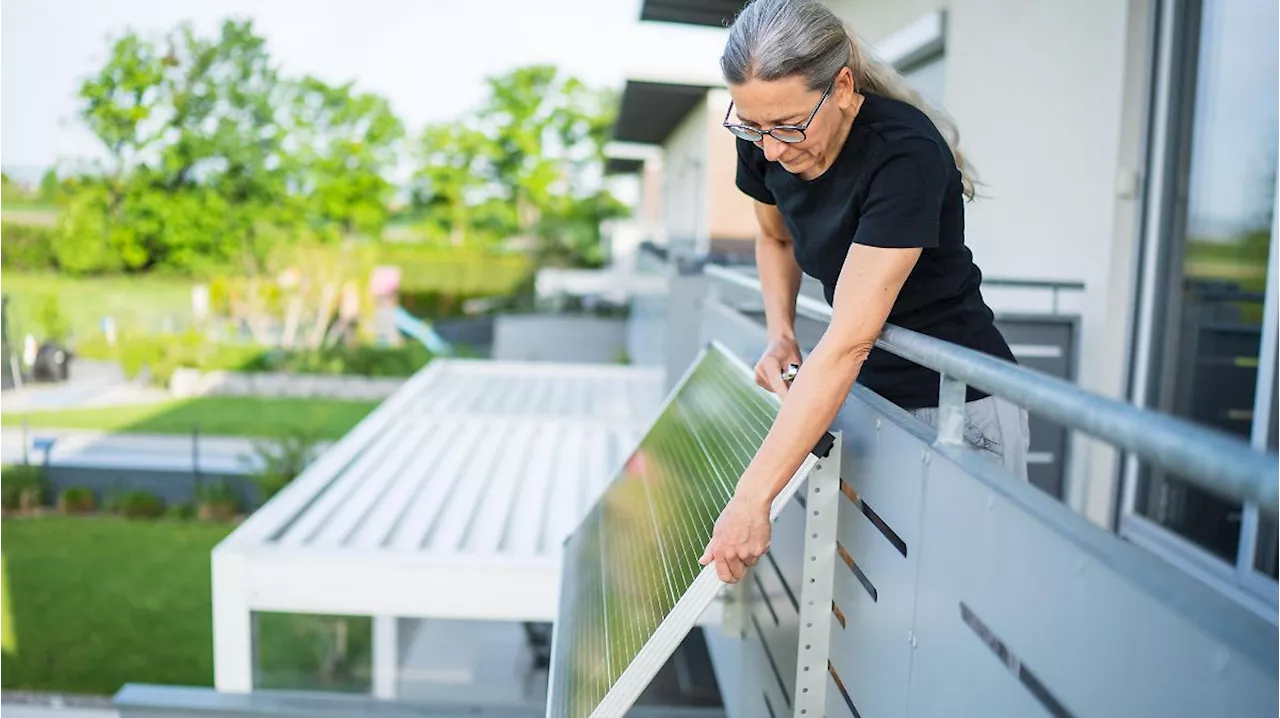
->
xmin=0 ymin=0 xmax=730 ymax=178
xmin=2 ymin=0 xmax=1274 ymax=239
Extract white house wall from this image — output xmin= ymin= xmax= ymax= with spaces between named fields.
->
xmin=826 ymin=0 xmax=1133 ymax=281
xmin=826 ymin=0 xmax=1150 ymax=525
xmin=661 ymin=100 xmax=712 ymax=253
xmin=704 ymin=88 xmax=762 ymax=246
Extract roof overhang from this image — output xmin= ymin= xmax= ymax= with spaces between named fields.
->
xmin=603 ymin=141 xmax=662 ymax=175
xmin=639 ymin=0 xmax=745 ymax=27
xmin=613 ymin=79 xmax=720 ymax=145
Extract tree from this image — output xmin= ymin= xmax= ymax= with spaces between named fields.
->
xmin=409 ymin=65 xmax=628 ymax=266
xmin=73 ymin=20 xmax=289 ymax=273
xmin=39 ymin=169 xmax=60 ymax=202
xmin=283 ymin=77 xmax=405 ymax=239
xmin=68 ymin=19 xmax=405 ymax=274
xmin=410 ymin=124 xmax=496 ymax=246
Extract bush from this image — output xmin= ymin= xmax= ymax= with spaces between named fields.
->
xmin=0 ymin=223 xmax=58 ymax=271
xmin=75 ymin=331 xmax=267 ymax=386
xmin=38 ymin=295 xmax=71 ymax=342
xmin=195 ymin=479 xmax=239 ymax=522
xmin=76 ymin=329 xmax=431 ymax=386
xmin=373 ymin=244 xmax=531 ymax=296
xmin=57 ymin=487 xmax=97 ymax=514
xmin=165 ymin=502 xmax=195 ymax=521
xmin=1 ymin=464 xmax=47 ymax=511
xmin=251 ymin=432 xmax=319 ymax=501
xmin=118 ymin=490 xmax=165 ymax=519
xmin=246 ymin=343 xmax=433 ymax=378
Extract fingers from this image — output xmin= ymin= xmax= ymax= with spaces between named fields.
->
xmin=770 ymin=372 xmax=790 ymax=399
xmin=715 ymin=555 xmax=747 ymax=583
xmin=755 ymin=356 xmax=781 ymax=392
xmin=708 ymin=547 xmax=763 ymax=583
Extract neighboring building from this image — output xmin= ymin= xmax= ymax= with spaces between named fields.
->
xmin=633 ymin=0 xmax=1278 ymax=617
xmin=612 ymin=77 xmax=760 ymax=262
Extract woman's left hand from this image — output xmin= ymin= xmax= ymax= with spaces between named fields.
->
xmin=699 ymin=492 xmax=773 ymax=583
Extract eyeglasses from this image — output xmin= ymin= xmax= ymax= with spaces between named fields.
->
xmin=723 ymin=80 xmax=834 ymax=144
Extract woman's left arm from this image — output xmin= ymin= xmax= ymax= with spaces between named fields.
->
xmin=700 ymin=243 xmax=921 ymax=583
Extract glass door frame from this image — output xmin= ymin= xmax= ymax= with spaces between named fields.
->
xmin=1119 ymin=0 xmax=1279 ymax=620
xmin=1238 ymin=198 xmax=1279 ymax=595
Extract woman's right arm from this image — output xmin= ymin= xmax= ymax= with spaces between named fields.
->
xmin=752 ymin=200 xmax=804 ymax=395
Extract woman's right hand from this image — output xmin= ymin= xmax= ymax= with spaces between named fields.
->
xmin=754 ymin=337 xmax=802 ymax=398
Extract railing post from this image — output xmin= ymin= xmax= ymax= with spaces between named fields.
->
xmin=937 ymin=374 xmax=968 ymax=446
xmin=793 ymin=432 xmax=842 ymax=718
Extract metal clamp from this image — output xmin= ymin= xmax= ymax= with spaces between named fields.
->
xmin=782 ymin=363 xmax=800 ymax=384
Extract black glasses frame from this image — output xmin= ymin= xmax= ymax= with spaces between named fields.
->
xmin=722 ymin=80 xmax=834 ymax=144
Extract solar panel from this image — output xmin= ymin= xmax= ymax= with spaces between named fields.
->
xmin=547 ymin=342 xmax=834 ymax=718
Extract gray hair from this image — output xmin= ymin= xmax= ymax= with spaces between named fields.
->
xmin=721 ymin=0 xmax=977 ymax=200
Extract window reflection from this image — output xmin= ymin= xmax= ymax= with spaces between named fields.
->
xmin=1137 ymin=0 xmax=1276 ymax=567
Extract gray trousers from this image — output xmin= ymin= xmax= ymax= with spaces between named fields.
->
xmin=910 ymin=396 xmax=1031 ymax=482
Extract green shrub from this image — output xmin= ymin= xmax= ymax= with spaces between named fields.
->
xmin=364 ymin=243 xmax=531 ymax=296
xmin=57 ymin=486 xmax=97 ymax=514
xmin=1 ymin=464 xmax=47 ymax=511
xmin=0 ymin=223 xmax=58 ymax=271
xmin=251 ymin=432 xmax=319 ymax=501
xmin=246 ymin=343 xmax=433 ymax=378
xmin=38 ymin=295 xmax=71 ymax=342
xmin=165 ymin=502 xmax=195 ymax=521
xmin=195 ymin=479 xmax=239 ymax=522
xmin=75 ymin=331 xmax=266 ymax=386
xmin=118 ymin=490 xmax=165 ymax=519
xmin=76 ymin=330 xmax=430 ymax=386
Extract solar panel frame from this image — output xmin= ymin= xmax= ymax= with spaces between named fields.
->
xmin=546 ymin=341 xmax=835 ymax=718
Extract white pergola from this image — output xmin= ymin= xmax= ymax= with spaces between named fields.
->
xmin=211 ymin=358 xmax=666 ymax=697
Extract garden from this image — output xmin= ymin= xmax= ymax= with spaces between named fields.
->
xmin=0 ymin=12 xmax=626 ymax=701
xmin=1 ymin=457 xmax=241 ymax=695
xmin=0 ymin=423 xmax=366 ymax=696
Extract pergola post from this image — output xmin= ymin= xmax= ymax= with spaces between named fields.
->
xmin=212 ymin=549 xmax=253 ymax=693
xmin=372 ymin=615 xmax=399 ymax=699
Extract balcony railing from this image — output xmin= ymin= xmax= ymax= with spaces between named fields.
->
xmin=690 ymin=262 xmax=1277 ymax=717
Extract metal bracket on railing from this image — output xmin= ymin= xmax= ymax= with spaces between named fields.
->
xmin=937 ymin=374 xmax=968 ymax=446
xmin=793 ymin=432 xmax=842 ymax=718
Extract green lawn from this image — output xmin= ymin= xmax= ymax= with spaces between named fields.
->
xmin=2 ymin=270 xmax=196 ymax=341
xmin=1 ymin=396 xmax=379 ymax=440
xmin=1 ymin=516 xmax=234 ymax=694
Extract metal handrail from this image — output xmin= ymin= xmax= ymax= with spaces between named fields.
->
xmin=982 ymin=277 xmax=1086 ymax=291
xmin=703 ymin=264 xmax=1279 ymax=517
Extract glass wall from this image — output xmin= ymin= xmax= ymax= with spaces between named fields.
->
xmin=253 ymin=612 xmax=373 ymax=693
xmin=1128 ymin=0 xmax=1278 ymax=607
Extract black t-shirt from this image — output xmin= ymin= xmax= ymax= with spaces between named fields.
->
xmin=735 ymin=92 xmax=1015 ymax=410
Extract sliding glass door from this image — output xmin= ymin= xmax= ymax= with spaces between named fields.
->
xmin=1124 ymin=0 xmax=1278 ymax=615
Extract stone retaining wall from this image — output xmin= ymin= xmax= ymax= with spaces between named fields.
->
xmin=169 ymin=368 xmax=403 ymax=400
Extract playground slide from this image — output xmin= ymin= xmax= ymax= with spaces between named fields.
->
xmin=392 ymin=307 xmax=454 ymax=356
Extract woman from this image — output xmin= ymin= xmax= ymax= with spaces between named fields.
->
xmin=699 ymin=0 xmax=1030 ymax=585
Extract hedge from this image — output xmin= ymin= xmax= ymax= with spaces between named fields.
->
xmin=0 ymin=223 xmax=58 ymax=272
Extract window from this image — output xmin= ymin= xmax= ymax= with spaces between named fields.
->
xmin=901 ymin=54 xmax=946 ymax=109
xmin=1125 ymin=0 xmax=1278 ymax=611
xmin=879 ymin=10 xmax=947 ymax=107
